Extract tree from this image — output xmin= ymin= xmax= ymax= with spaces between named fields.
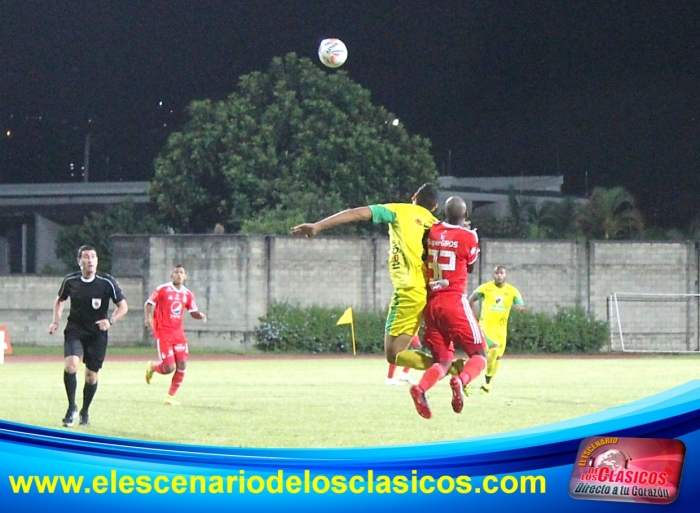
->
xmin=579 ymin=186 xmax=644 ymax=240
xmin=55 ymin=199 xmax=165 ymax=273
xmin=535 ymin=198 xmax=584 ymax=239
xmin=150 ymin=53 xmax=439 ymax=234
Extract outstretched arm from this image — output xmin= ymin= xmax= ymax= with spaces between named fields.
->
xmin=290 ymin=206 xmax=372 ymax=238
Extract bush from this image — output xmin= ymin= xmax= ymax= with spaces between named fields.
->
xmin=255 ymin=302 xmax=385 ymax=354
xmin=255 ymin=303 xmax=608 ymax=355
xmin=507 ymin=306 xmax=608 ymax=353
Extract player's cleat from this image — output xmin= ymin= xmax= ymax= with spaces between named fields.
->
xmin=164 ymin=395 xmax=180 ymax=406
xmin=396 ymin=371 xmax=417 ymax=385
xmin=450 ymin=376 xmax=465 ymax=413
xmin=79 ymin=411 xmax=90 ymax=426
xmin=409 ymin=385 xmax=432 ymax=419
xmin=145 ymin=361 xmax=154 ymax=385
xmin=463 ymin=382 xmax=473 ymax=398
xmin=385 ymin=377 xmax=404 ymax=386
xmin=480 ymin=382 xmax=492 ymax=395
xmin=62 ymin=406 xmax=78 ymax=427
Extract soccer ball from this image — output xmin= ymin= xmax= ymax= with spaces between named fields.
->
xmin=318 ymin=38 xmax=348 ymax=68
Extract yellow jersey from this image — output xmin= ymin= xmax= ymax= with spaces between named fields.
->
xmin=369 ymin=203 xmax=437 ymax=290
xmin=472 ymin=281 xmax=524 ymax=344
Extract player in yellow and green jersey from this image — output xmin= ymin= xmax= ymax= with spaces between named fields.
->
xmin=290 ymin=183 xmax=439 ymax=382
xmin=468 ymin=265 xmax=524 ymax=394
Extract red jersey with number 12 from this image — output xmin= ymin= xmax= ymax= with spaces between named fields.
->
xmin=426 ymin=222 xmax=480 ymax=298
xmin=146 ymin=282 xmax=199 ymax=337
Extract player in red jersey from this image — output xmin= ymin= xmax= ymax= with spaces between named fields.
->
xmin=409 ymin=197 xmax=488 ymax=419
xmin=144 ymin=265 xmax=207 ymax=405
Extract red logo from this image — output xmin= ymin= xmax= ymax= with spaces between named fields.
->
xmin=569 ymin=436 xmax=685 ymax=505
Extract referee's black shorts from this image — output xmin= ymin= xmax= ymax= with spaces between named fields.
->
xmin=63 ymin=322 xmax=109 ymax=372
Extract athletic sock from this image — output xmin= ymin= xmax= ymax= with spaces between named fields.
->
xmin=418 ymin=363 xmax=447 ymax=393
xmin=387 ymin=364 xmax=397 ymax=379
xmin=458 ymin=355 xmax=487 ymax=386
xmin=64 ymin=371 xmax=77 ymax=408
xmin=490 ymin=358 xmax=501 ymax=380
xmin=485 ymin=347 xmax=499 ymax=376
xmin=168 ymin=369 xmax=185 ymax=397
xmin=153 ymin=361 xmax=167 ymax=374
xmin=81 ymin=382 xmax=98 ymax=414
xmin=395 ymin=349 xmax=433 ymax=370
xmin=401 ymin=366 xmax=411 ymax=374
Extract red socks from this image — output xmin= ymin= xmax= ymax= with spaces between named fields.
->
xmin=152 ymin=361 xmax=166 ymax=374
xmin=168 ymin=369 xmax=185 ymax=397
xmin=458 ymin=355 xmax=487 ymax=385
xmin=418 ymin=363 xmax=447 ymax=393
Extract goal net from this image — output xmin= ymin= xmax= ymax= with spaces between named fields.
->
xmin=607 ymin=293 xmax=700 ymax=353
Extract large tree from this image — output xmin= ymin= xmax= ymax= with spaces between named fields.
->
xmin=151 ymin=53 xmax=439 ymax=234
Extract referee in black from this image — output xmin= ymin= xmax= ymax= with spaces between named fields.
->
xmin=49 ymin=245 xmax=129 ymax=427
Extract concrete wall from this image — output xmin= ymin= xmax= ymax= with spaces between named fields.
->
xmin=0 ymin=275 xmax=142 ymax=348
xmin=2 ymin=236 xmax=698 ymax=352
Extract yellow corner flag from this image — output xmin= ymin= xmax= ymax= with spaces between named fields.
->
xmin=336 ymin=307 xmax=353 ymax=325
xmin=336 ymin=307 xmax=356 ymax=355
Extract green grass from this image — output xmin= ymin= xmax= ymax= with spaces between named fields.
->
xmin=1 ymin=355 xmax=698 ymax=448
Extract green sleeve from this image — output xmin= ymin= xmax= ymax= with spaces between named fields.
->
xmin=513 ymin=287 xmax=524 ymax=306
xmin=472 ymin=291 xmax=485 ymax=300
xmin=369 ymin=205 xmax=396 ymax=224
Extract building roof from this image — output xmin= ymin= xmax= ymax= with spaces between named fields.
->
xmin=438 ymin=175 xmax=564 ymax=193
xmin=0 ymin=181 xmax=151 ymax=224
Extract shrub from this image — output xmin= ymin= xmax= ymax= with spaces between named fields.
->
xmin=255 ymin=303 xmax=608 ymax=354
xmin=507 ymin=306 xmax=608 ymax=354
xmin=255 ymin=302 xmax=385 ymax=354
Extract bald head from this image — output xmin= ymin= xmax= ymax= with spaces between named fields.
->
xmin=444 ymin=196 xmax=468 ymax=225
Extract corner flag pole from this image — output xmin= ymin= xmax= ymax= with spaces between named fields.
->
xmin=336 ymin=307 xmax=356 ymax=356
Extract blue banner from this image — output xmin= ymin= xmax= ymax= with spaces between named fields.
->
xmin=2 ymin=381 xmax=700 ymax=511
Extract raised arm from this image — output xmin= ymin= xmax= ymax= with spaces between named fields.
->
xmin=290 ymin=206 xmax=372 ymax=238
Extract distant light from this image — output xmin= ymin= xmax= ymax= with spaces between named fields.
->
xmin=5 ymin=130 xmax=10 ymax=137
xmin=158 ymin=101 xmax=163 ymax=106
xmin=392 ymin=118 xmax=399 ymax=126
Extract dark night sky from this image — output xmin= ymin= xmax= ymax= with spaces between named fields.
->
xmin=1 ymin=1 xmax=699 ymax=228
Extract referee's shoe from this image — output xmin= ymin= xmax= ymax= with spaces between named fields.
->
xmin=62 ymin=406 xmax=78 ymax=427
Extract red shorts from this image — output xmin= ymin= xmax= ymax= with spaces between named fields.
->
xmin=154 ymin=331 xmax=189 ymax=365
xmin=423 ymin=293 xmax=486 ymax=362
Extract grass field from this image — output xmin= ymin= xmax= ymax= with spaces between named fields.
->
xmin=1 ymin=352 xmax=698 ymax=448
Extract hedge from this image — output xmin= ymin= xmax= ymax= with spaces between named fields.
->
xmin=255 ymin=302 xmax=608 ymax=354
